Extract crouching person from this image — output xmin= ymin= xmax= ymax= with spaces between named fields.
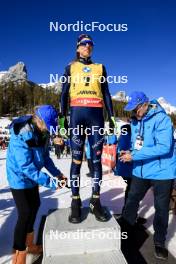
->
xmin=6 ymin=105 xmax=67 ymax=264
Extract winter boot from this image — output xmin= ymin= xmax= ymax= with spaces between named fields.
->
xmin=69 ymin=195 xmax=82 ymax=223
xmin=89 ymin=194 xmax=109 ymax=222
xmin=26 ymin=232 xmax=42 ymax=254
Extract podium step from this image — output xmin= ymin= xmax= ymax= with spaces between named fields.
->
xmin=42 ymin=208 xmax=127 ymax=264
xmin=43 ymin=250 xmax=127 ymax=264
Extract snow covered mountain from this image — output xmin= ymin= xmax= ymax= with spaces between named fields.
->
xmin=0 ymin=71 xmax=7 ymax=80
xmin=112 ymin=91 xmax=127 ymax=101
xmin=39 ymin=82 xmax=62 ymax=93
xmin=157 ymin=97 xmax=176 ymax=115
xmin=0 ymin=62 xmax=27 ymax=84
xmin=0 ymin=62 xmax=62 ymax=93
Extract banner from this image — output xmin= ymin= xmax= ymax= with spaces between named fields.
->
xmin=101 ymin=144 xmax=117 ymax=169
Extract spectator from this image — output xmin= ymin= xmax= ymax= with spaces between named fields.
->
xmin=119 ymin=91 xmax=176 ymax=260
xmin=53 ymin=135 xmax=64 ymax=159
xmin=7 ymin=105 xmax=67 ymax=264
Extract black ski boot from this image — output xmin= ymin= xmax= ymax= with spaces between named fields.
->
xmin=89 ymin=194 xmax=109 ymax=222
xmin=69 ymin=196 xmax=82 ymax=223
xmin=154 ymin=245 xmax=168 ymax=260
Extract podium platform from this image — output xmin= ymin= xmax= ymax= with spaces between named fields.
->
xmin=42 ymin=208 xmax=127 ymax=264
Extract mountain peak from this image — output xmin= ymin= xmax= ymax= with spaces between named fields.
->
xmin=0 ymin=62 xmax=27 ymax=84
xmin=158 ymin=97 xmax=176 ymax=114
xmin=158 ymin=97 xmax=168 ymax=104
xmin=112 ymin=91 xmax=127 ymax=101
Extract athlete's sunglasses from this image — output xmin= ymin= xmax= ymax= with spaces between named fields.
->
xmin=79 ymin=40 xmax=94 ymax=47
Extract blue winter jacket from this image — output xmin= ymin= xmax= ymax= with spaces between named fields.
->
xmin=105 ymin=135 xmax=118 ymax=145
xmin=131 ymin=100 xmax=176 ymax=180
xmin=6 ymin=115 xmax=61 ymax=189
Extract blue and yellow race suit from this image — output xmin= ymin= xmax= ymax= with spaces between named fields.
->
xmin=61 ymin=57 xmax=114 ymax=195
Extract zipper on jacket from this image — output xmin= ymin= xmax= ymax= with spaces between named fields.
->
xmin=141 ymin=160 xmax=143 ymax=178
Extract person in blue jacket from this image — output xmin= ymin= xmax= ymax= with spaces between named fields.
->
xmin=119 ymin=91 xmax=176 ymax=260
xmin=7 ymin=105 xmax=67 ymax=264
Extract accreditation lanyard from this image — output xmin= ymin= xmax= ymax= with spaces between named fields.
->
xmin=134 ymin=120 xmax=144 ymax=150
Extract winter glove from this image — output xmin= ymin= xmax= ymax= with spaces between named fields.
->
xmin=59 ymin=116 xmax=68 ymax=138
xmin=109 ymin=116 xmax=116 ymax=129
xmin=109 ymin=116 xmax=120 ymax=136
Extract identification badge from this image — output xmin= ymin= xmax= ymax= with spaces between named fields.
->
xmin=134 ymin=135 xmax=144 ymax=150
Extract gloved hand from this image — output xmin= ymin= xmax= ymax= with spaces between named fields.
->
xmin=109 ymin=116 xmax=116 ymax=129
xmin=109 ymin=116 xmax=120 ymax=136
xmin=59 ymin=116 xmax=68 ymax=138
xmin=56 ymin=174 xmax=70 ymax=189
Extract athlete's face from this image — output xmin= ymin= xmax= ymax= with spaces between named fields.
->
xmin=77 ymin=38 xmax=93 ymax=58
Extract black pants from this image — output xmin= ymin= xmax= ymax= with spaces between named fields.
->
xmin=121 ymin=178 xmax=132 ymax=213
xmin=55 ymin=144 xmax=62 ymax=159
xmin=124 ymin=178 xmax=132 ymax=205
xmin=122 ymin=176 xmax=173 ymax=246
xmin=11 ymin=186 xmax=40 ymax=250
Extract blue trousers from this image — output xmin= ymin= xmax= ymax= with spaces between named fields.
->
xmin=70 ymin=107 xmax=104 ymax=196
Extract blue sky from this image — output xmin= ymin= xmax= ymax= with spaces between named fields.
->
xmin=0 ymin=0 xmax=176 ymax=104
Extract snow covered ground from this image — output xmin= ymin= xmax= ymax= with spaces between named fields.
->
xmin=0 ymin=149 xmax=176 ymax=263
xmin=0 ymin=118 xmax=11 ymax=130
xmin=0 ymin=118 xmax=11 ymax=140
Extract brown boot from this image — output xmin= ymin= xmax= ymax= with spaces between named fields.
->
xmin=26 ymin=232 xmax=42 ymax=254
xmin=12 ymin=250 xmax=27 ymax=264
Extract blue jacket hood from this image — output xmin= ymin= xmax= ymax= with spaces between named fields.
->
xmin=10 ymin=115 xmax=33 ymax=135
xmin=144 ymin=99 xmax=166 ymax=120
